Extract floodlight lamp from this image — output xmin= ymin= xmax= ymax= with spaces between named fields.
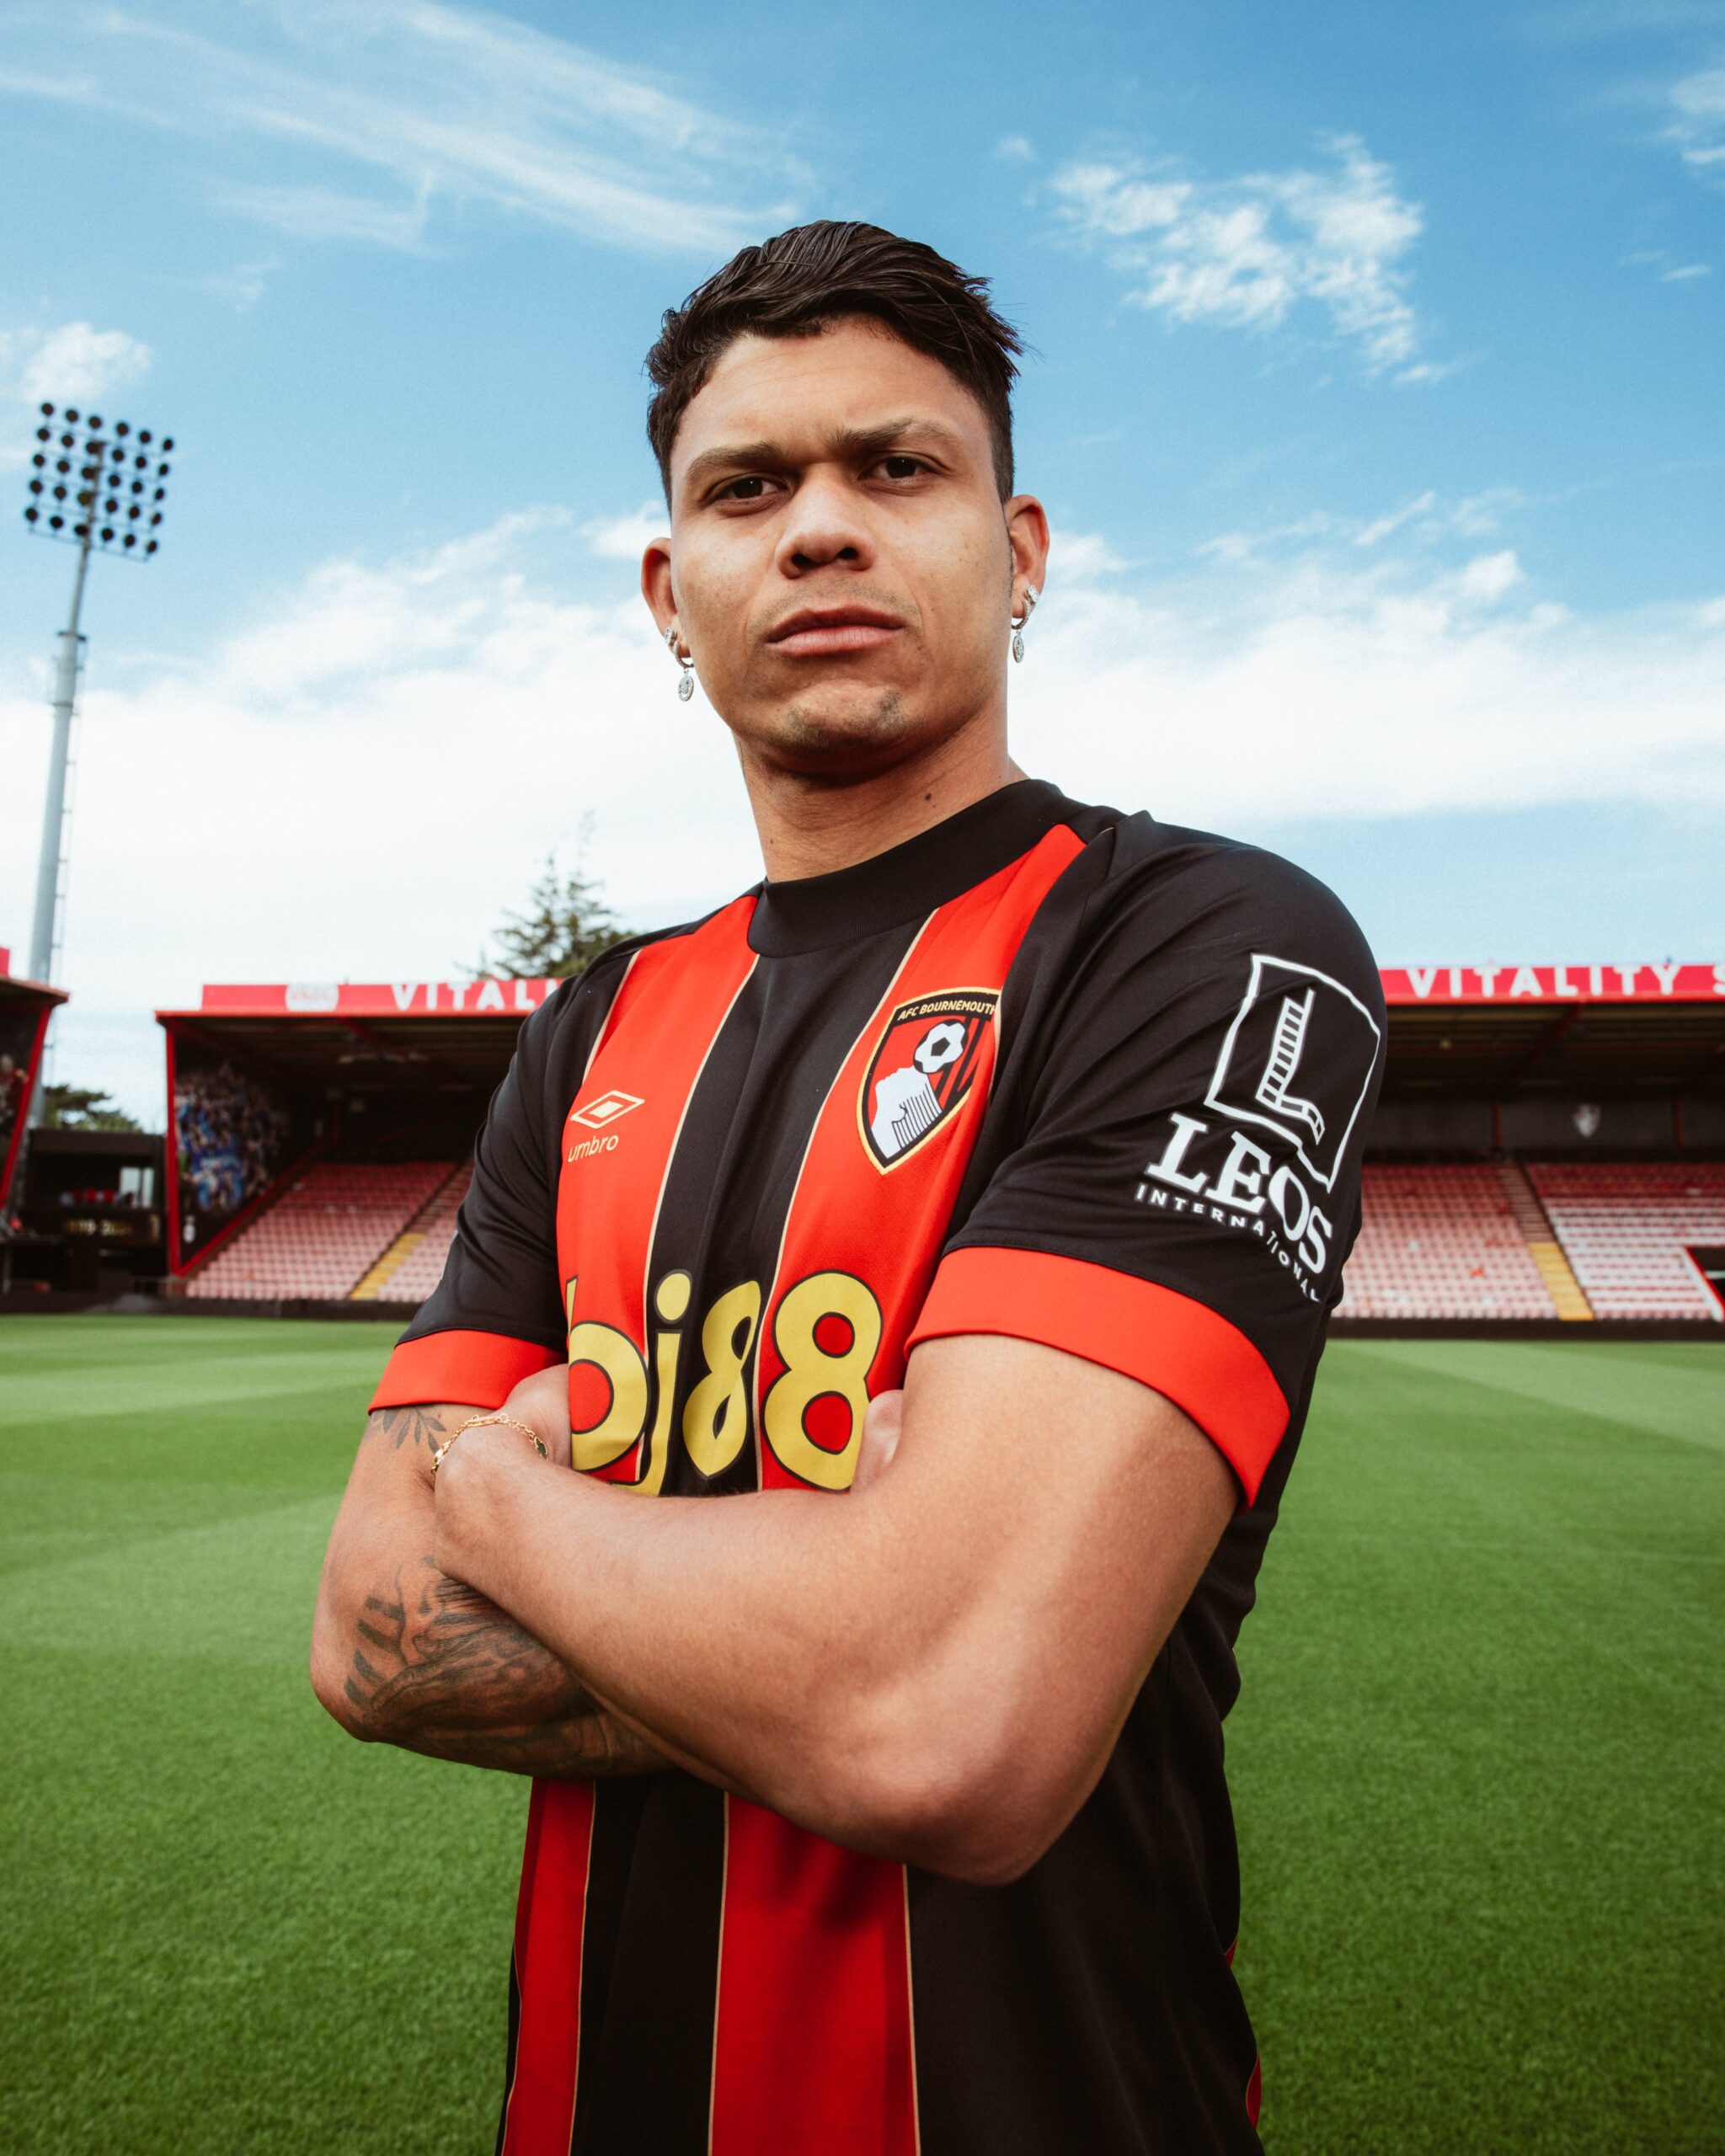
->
xmin=40 ymin=401 xmax=54 ymax=417
xmin=122 ymin=533 xmax=136 ymax=548
xmin=88 ymin=414 xmax=101 ymax=430
xmin=115 ymin=421 xmax=129 ymax=438
xmin=138 ymin=430 xmax=151 ymax=445
xmin=145 ymin=540 xmax=157 ymax=554
xmin=64 ymin=408 xmax=78 ymax=424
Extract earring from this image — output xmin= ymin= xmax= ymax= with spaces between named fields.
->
xmin=1011 ymin=583 xmax=1039 ymax=664
xmin=665 ymin=622 xmax=696 ymax=701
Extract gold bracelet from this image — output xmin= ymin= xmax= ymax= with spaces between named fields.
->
xmin=429 ymin=1412 xmax=549 ymax=1477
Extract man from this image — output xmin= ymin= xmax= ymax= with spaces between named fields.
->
xmin=312 ymin=221 xmax=1384 ymax=2155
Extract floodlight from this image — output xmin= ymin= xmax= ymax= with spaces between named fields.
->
xmin=15 ymin=399 xmax=180 ymax=1003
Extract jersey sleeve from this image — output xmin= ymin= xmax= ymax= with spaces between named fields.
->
xmin=369 ymin=983 xmax=583 ymax=1412
xmin=905 ymin=841 xmax=1385 ymax=1504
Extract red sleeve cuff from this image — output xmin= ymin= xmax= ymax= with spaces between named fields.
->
xmin=370 ymin=1329 xmax=561 ymax=1412
xmin=904 ymin=1246 xmax=1290 ymax=1505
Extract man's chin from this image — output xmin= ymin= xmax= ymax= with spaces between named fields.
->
xmin=750 ymin=689 xmax=925 ymax=776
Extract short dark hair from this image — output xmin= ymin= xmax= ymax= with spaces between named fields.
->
xmin=645 ymin=221 xmax=1023 ymax=499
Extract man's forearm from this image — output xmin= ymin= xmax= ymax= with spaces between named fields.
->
xmin=339 ymin=1551 xmax=665 ymax=1778
xmin=313 ymin=1406 xmax=668 ymax=1779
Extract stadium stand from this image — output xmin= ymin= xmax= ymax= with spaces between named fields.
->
xmin=186 ymin=1161 xmax=450 ymax=1302
xmin=1525 ymin=1161 xmax=1725 ymax=1321
xmin=351 ymin=1162 xmax=472 ymax=1303
xmin=130 ymin=965 xmax=1725 ymax=1329
xmin=1337 ymin=1164 xmax=1562 ymax=1322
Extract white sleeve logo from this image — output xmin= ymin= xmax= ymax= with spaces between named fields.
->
xmin=1204 ymin=955 xmax=1382 ymax=1191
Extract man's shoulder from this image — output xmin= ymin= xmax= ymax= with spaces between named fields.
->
xmin=1073 ymin=807 xmax=1381 ymax=1010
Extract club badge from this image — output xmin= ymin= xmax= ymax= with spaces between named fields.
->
xmin=859 ymin=990 xmax=997 ymax=1170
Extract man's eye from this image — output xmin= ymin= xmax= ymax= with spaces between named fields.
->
xmin=718 ymin=475 xmax=773 ymax=501
xmin=876 ymin=456 xmax=926 ymax=480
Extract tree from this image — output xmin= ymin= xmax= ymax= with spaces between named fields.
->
xmin=475 ymin=851 xmax=633 ymax=980
xmin=42 ymin=1085 xmax=144 ymax=1133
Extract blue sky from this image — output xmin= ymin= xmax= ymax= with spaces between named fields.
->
xmin=1 ymin=0 xmax=1722 ymax=1121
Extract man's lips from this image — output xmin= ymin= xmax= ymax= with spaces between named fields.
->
xmin=764 ymin=606 xmax=904 ymax=657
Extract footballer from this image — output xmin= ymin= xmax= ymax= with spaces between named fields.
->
xmin=312 ymin=220 xmax=1384 ymax=2155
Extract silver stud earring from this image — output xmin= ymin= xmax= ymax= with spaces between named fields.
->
xmin=666 ymin=622 xmax=696 ymax=701
xmin=1011 ymin=583 xmax=1039 ymax=664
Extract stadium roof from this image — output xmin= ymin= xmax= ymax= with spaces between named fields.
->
xmin=1380 ymin=963 xmax=1725 ymax=1093
xmin=0 ymin=946 xmax=68 ymax=1011
xmin=154 ymin=977 xmax=558 ymax=1090
xmin=157 ymin=963 xmax=1725 ymax=1101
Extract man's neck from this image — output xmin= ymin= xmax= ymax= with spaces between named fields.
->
xmin=740 ymin=714 xmax=1025 ymax=884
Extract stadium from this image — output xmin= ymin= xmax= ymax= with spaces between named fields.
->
xmin=9 ymin=951 xmax=1723 ymax=1331
xmin=4 ymin=942 xmax=1722 ymax=2150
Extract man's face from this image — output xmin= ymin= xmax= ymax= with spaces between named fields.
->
xmin=645 ymin=318 xmax=1045 ymax=780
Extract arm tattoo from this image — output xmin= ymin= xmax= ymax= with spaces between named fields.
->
xmin=344 ymin=1558 xmax=667 ymax=1780
xmin=371 ymin=1404 xmax=449 ymax=1452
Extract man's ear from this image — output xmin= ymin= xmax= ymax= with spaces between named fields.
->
xmin=641 ymin=537 xmax=676 ymax=638
xmin=1004 ymin=494 xmax=1050 ymax=603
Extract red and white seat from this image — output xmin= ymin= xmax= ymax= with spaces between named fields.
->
xmin=1526 ymin=1161 xmax=1725 ymax=1321
xmin=1338 ymin=1164 xmax=1558 ymax=1321
xmin=385 ymin=1163 xmax=474 ymax=1304
xmin=187 ymin=1161 xmax=451 ymax=1300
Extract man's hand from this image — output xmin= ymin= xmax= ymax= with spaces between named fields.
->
xmin=500 ymin=1364 xmax=574 ymax=1468
xmin=852 ymin=1387 xmax=904 ymax=1494
xmin=494 ymin=1364 xmax=905 ymax=1492
xmin=311 ymin=1401 xmax=672 ymax=1780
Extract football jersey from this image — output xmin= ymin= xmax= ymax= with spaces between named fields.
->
xmin=371 ymin=779 xmax=1385 ymax=2156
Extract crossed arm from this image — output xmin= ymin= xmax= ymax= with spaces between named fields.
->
xmin=312 ymin=1335 xmax=1238 ymax=1883
xmin=312 ymin=1401 xmax=670 ymax=1780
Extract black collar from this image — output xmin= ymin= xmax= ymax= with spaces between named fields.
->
xmin=747 ymin=779 xmax=1079 ymax=958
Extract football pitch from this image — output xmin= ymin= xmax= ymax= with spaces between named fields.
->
xmin=2 ymin=1317 xmax=1720 ymax=2154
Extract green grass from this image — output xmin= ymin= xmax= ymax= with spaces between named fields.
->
xmin=2 ymin=1318 xmax=1721 ymax=2153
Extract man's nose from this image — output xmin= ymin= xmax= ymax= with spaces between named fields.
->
xmin=774 ymin=469 xmax=876 ymax=577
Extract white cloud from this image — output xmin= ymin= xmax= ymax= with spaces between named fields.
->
xmin=1050 ymin=135 xmax=1433 ymax=377
xmin=1661 ymin=259 xmax=1712 ymax=279
xmin=0 ymin=510 xmax=758 ymax=1115
xmin=0 ymin=1 xmax=805 ymax=257
xmin=996 ymin=135 xmax=1036 ymax=163
xmin=1204 ymin=486 xmax=1529 ymax=566
xmin=1354 ymin=490 xmax=1439 ymax=547
xmin=1669 ymin=64 xmax=1725 ymax=173
xmin=213 ymin=180 xmax=434 ymax=251
xmin=1012 ymin=540 xmax=1725 ymax=828
xmin=583 ymin=504 xmax=667 ymax=560
xmin=6 ymin=509 xmax=1722 ymax=1120
xmin=0 ymin=321 xmax=152 ymax=407
xmin=1051 ymin=531 xmax=1129 ymax=579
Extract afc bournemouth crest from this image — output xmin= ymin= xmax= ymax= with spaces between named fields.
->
xmin=859 ymin=990 xmax=997 ymax=1170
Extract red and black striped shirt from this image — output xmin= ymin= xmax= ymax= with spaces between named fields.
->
xmin=372 ymin=780 xmax=1384 ymax=2155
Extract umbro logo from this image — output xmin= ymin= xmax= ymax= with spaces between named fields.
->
xmin=569 ymin=1089 xmax=644 ymax=1131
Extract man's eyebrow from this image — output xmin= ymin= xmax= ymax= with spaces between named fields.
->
xmin=680 ymin=416 xmax=969 ymax=492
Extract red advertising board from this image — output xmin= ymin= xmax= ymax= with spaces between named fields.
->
xmin=179 ymin=978 xmax=558 ymax=1018
xmin=169 ymin=966 xmax=1724 ymax=1020
xmin=1379 ymin=962 xmax=1723 ymax=1006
